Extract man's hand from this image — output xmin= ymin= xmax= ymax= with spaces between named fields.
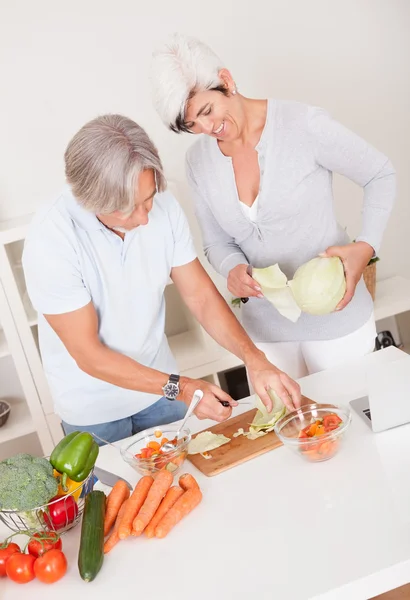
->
xmin=227 ymin=264 xmax=263 ymax=299
xmin=246 ymin=355 xmax=302 ymax=412
xmin=179 ymin=377 xmax=238 ymax=422
xmin=321 ymin=241 xmax=375 ymax=311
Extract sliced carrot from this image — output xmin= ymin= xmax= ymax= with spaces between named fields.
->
xmin=144 ymin=486 xmax=184 ymax=538
xmin=154 ymin=430 xmax=162 ymax=438
xmin=104 ymin=499 xmax=129 ymax=553
xmin=148 ymin=441 xmax=161 ymax=452
xmin=307 ymin=423 xmax=318 ymax=437
xmin=160 ymin=438 xmax=169 ymax=447
xmin=104 ymin=480 xmax=130 ymax=536
xmin=132 ymin=470 xmax=173 ymax=536
xmin=315 ymin=424 xmax=326 ymax=436
xmin=118 ymin=476 xmax=153 ymax=540
xmin=179 ymin=473 xmax=199 ymax=491
xmin=155 ymin=488 xmax=202 ymax=539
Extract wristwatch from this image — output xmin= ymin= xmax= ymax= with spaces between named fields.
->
xmin=162 ymin=374 xmax=180 ymax=401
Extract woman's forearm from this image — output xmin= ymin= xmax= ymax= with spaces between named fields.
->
xmin=356 ymin=159 xmax=396 ymax=254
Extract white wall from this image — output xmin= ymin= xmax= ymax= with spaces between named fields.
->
xmin=1 ymin=0 xmax=409 ymax=284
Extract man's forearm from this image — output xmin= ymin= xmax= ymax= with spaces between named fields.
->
xmin=186 ymin=287 xmax=265 ymax=367
xmin=76 ymin=343 xmax=169 ymax=395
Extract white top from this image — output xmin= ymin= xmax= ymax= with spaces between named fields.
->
xmin=22 ymin=186 xmax=196 ymax=426
xmin=240 ymin=196 xmax=259 ymax=222
xmin=3 ymin=347 xmax=409 ymax=600
xmin=186 ymin=100 xmax=396 ymax=343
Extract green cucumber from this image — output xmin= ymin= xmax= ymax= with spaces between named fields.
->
xmin=78 ymin=490 xmax=106 ymax=582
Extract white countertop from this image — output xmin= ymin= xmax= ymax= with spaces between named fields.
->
xmin=2 ymin=346 xmax=410 ymax=600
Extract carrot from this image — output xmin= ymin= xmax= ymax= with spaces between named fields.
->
xmin=118 ymin=476 xmax=153 ymax=540
xmin=155 ymin=487 xmax=202 ymax=539
xmin=144 ymin=486 xmax=184 ymax=538
xmin=132 ymin=470 xmax=173 ymax=536
xmin=104 ymin=499 xmax=129 ymax=553
xmin=104 ymin=480 xmax=130 ymax=536
xmin=179 ymin=473 xmax=199 ymax=491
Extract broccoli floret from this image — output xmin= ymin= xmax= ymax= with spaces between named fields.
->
xmin=0 ymin=454 xmax=58 ymax=511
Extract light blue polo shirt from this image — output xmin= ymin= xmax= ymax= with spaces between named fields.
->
xmin=22 ymin=186 xmax=197 ymax=426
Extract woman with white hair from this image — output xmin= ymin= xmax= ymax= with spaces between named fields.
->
xmin=151 ymin=34 xmax=396 ymax=379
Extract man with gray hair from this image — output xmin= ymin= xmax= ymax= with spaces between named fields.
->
xmin=22 ymin=114 xmax=300 ymax=444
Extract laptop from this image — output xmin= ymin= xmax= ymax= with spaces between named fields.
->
xmin=350 ymin=353 xmax=410 ymax=433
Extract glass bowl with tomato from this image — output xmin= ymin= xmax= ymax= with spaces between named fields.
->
xmin=120 ymin=426 xmax=191 ymax=476
xmin=274 ymin=403 xmax=352 ymax=462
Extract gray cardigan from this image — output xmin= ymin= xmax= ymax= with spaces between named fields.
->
xmin=186 ymin=100 xmax=396 ymax=342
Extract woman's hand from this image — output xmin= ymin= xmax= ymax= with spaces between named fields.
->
xmin=246 ymin=355 xmax=302 ymax=412
xmin=321 ymin=242 xmax=375 ymax=311
xmin=227 ymin=264 xmax=263 ymax=299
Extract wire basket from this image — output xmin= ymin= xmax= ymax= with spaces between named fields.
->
xmin=0 ymin=468 xmax=94 ymax=535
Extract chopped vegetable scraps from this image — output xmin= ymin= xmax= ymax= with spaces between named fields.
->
xmin=233 ymin=428 xmax=245 ymax=438
xmin=188 ymin=432 xmax=231 ymax=455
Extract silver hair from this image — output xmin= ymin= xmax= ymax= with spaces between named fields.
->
xmin=151 ymin=33 xmax=226 ymax=133
xmin=64 ymin=114 xmax=166 ymax=214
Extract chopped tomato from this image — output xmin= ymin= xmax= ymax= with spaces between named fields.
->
xmin=323 ymin=414 xmax=343 ymax=432
xmin=298 ymin=429 xmax=309 ymax=439
xmin=145 ymin=447 xmax=155 ymax=459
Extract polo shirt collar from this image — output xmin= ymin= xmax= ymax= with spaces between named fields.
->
xmin=63 ymin=185 xmax=104 ymax=231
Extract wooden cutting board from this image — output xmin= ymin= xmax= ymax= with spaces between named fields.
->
xmin=187 ymin=396 xmax=315 ymax=477
xmin=187 ymin=408 xmax=282 ymax=477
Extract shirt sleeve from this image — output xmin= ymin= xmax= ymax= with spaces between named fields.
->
xmin=22 ymin=224 xmax=91 ymax=315
xmin=186 ymin=158 xmax=249 ymax=278
xmin=166 ymin=193 xmax=197 ymax=268
xmin=307 ymin=107 xmax=396 ymax=254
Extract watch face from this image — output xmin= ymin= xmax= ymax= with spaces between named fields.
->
xmin=163 ymin=382 xmax=179 ymax=399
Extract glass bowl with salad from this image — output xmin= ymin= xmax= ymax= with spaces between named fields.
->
xmin=120 ymin=426 xmax=191 ymax=476
xmin=274 ymin=403 xmax=351 ymax=462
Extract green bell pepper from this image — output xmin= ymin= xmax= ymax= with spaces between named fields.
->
xmin=50 ymin=431 xmax=99 ymax=482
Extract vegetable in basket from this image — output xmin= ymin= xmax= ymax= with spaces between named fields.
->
xmin=43 ymin=495 xmax=79 ymax=530
xmin=53 ymin=469 xmax=83 ymax=501
xmin=0 ymin=454 xmax=58 ymax=511
xmin=50 ymin=431 xmax=99 ymax=484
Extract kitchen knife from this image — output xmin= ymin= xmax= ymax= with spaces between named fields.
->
xmin=93 ymin=466 xmax=133 ymax=491
xmin=240 ymin=264 xmax=254 ymax=304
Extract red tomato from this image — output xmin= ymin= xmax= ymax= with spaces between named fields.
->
xmin=0 ymin=542 xmax=20 ymax=577
xmin=5 ymin=552 xmax=36 ymax=584
xmin=43 ymin=495 xmax=79 ymax=530
xmin=34 ymin=549 xmax=67 ymax=584
xmin=298 ymin=429 xmax=309 ymax=439
xmin=323 ymin=414 xmax=343 ymax=432
xmin=28 ymin=531 xmax=62 ymax=558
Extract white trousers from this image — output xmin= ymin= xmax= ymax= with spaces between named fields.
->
xmin=254 ymin=313 xmax=377 ymax=380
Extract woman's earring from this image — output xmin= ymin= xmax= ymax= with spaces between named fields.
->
xmin=232 ymin=88 xmax=237 ymax=95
